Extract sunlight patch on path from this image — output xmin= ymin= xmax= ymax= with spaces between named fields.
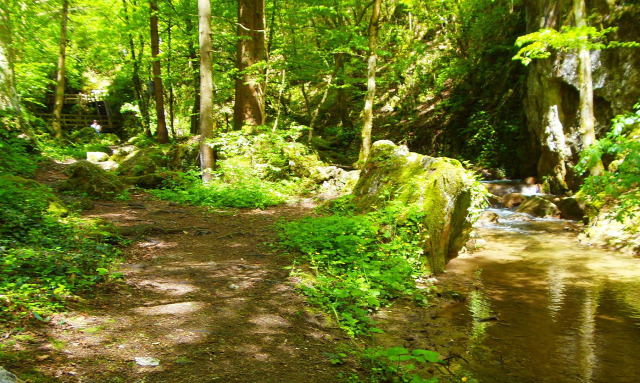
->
xmin=132 ymin=301 xmax=204 ymax=316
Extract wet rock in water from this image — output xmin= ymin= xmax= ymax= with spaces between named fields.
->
xmin=487 ymin=194 xmax=503 ymax=208
xmin=503 ymin=193 xmax=526 ymax=208
xmin=352 ymin=140 xmax=479 ymax=273
xmin=555 ymin=197 xmax=585 ymax=221
xmin=0 ymin=367 xmax=23 ymax=383
xmin=440 ymin=290 xmax=467 ymax=302
xmin=56 ymin=161 xmax=126 ymax=200
xmin=516 ymin=196 xmax=560 ymax=218
xmin=477 ymin=210 xmax=500 ymax=223
xmin=508 ymin=213 xmax=534 ymax=221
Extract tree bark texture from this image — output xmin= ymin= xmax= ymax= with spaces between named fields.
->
xmin=0 ymin=9 xmax=20 ymax=113
xmin=233 ymin=0 xmax=266 ymax=130
xmin=150 ymin=0 xmax=169 ymax=143
xmin=199 ymin=0 xmax=215 ymax=182
xmin=52 ymin=0 xmax=69 ymax=139
xmin=358 ymin=0 xmax=382 ymax=164
xmin=573 ymin=0 xmax=603 ymax=176
xmin=123 ymin=0 xmax=151 ymax=136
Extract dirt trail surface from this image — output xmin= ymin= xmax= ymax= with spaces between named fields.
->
xmin=8 ymin=186 xmax=356 ymax=382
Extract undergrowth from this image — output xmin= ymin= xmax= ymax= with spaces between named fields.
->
xmin=278 ymin=197 xmax=462 ymax=382
xmin=279 ymin=197 xmax=432 ymax=337
xmin=149 ymin=168 xmax=298 ymax=209
xmin=0 ymin=122 xmax=123 ymax=323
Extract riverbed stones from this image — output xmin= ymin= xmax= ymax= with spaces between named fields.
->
xmin=503 ymin=193 xmax=526 ymax=208
xmin=477 ymin=210 xmax=499 ymax=223
xmin=516 ymin=196 xmax=560 ymax=218
xmin=352 ymin=140 xmax=478 ymax=273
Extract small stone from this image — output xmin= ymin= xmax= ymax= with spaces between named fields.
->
xmin=228 ymin=283 xmax=239 ymax=290
xmin=134 ymin=357 xmax=160 ymax=367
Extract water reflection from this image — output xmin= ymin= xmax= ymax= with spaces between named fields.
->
xmin=446 ymin=212 xmax=640 ymax=382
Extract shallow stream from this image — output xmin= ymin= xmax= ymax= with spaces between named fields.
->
xmin=445 ymin=209 xmax=640 ymax=382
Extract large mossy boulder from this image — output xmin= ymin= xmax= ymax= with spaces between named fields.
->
xmin=57 ymin=161 xmax=125 ymax=199
xmin=117 ymin=149 xmax=163 ymax=177
xmin=352 ymin=140 xmax=480 ymax=273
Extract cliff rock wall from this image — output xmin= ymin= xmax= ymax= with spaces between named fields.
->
xmin=524 ymin=0 xmax=640 ymax=192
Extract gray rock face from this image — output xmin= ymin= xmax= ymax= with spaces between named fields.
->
xmin=524 ymin=1 xmax=640 ymax=192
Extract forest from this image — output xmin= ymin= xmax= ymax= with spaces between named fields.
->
xmin=1 ymin=0 xmax=640 ymax=381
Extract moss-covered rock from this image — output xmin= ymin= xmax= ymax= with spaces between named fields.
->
xmin=352 ymin=140 xmax=480 ymax=273
xmin=556 ymin=196 xmax=585 ymax=221
xmin=57 ymin=161 xmax=126 ymax=199
xmin=117 ymin=149 xmax=163 ymax=177
xmin=516 ymin=196 xmax=560 ymax=218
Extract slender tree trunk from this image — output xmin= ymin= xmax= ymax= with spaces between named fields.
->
xmin=150 ymin=0 xmax=169 ymax=143
xmin=190 ymin=50 xmax=201 ymax=135
xmin=199 ymin=0 xmax=215 ymax=182
xmin=573 ymin=0 xmax=603 ymax=176
xmin=123 ymin=0 xmax=151 ymax=136
xmin=335 ymin=53 xmax=352 ymax=129
xmin=52 ymin=0 xmax=69 ymax=139
xmin=308 ymin=64 xmax=339 ymax=143
xmin=272 ymin=67 xmax=285 ymax=132
xmin=234 ymin=0 xmax=266 ymax=131
xmin=358 ymin=0 xmax=381 ymax=164
xmin=167 ymin=18 xmax=176 ymax=138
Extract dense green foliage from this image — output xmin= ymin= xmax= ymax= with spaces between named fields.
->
xmin=279 ymin=198 xmax=431 ymax=337
xmin=577 ymin=103 xmax=640 ymax=219
xmin=514 ymin=26 xmax=640 ymax=65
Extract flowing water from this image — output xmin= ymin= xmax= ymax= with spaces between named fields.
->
xmin=445 ymin=209 xmax=640 ymax=383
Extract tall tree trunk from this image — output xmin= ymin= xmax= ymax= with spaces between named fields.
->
xmin=573 ymin=0 xmax=603 ymax=176
xmin=199 ymin=0 xmax=215 ymax=182
xmin=183 ymin=17 xmax=200 ymax=135
xmin=167 ymin=18 xmax=175 ymax=138
xmin=52 ymin=0 xmax=69 ymax=140
xmin=150 ymin=0 xmax=169 ymax=143
xmin=358 ymin=0 xmax=381 ymax=164
xmin=234 ymin=0 xmax=266 ymax=131
xmin=123 ymin=0 xmax=151 ymax=136
xmin=335 ymin=53 xmax=352 ymax=129
xmin=190 ymin=49 xmax=200 ymax=135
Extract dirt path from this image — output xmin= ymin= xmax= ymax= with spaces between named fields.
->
xmin=12 ymin=190 xmax=358 ymax=382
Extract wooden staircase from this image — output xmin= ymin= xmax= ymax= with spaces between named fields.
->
xmin=38 ymin=93 xmax=119 ymax=133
